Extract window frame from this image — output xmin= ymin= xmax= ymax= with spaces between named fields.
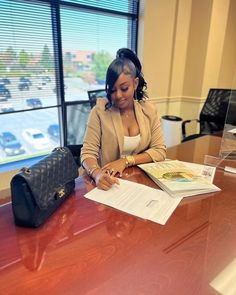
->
xmin=0 ymin=0 xmax=139 ymax=169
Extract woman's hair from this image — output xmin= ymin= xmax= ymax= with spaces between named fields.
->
xmin=105 ymin=48 xmax=148 ymax=109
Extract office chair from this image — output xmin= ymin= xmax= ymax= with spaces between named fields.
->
xmin=67 ymin=144 xmax=83 ymax=167
xmin=64 ymin=100 xmax=92 ymax=167
xmin=182 ymin=88 xmax=234 ymax=142
xmin=87 ymin=89 xmax=106 ymax=108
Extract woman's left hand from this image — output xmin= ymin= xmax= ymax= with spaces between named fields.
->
xmin=102 ymin=158 xmax=126 ymax=177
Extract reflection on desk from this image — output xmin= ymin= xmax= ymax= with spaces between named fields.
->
xmin=0 ymin=135 xmax=236 ymax=295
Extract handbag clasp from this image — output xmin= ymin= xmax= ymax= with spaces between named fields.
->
xmin=58 ymin=188 xmax=65 ymax=198
xmin=53 ymin=147 xmax=66 ymax=152
xmin=21 ymin=167 xmax=31 ymax=174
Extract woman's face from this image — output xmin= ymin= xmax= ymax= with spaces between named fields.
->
xmin=110 ymin=72 xmax=138 ymax=110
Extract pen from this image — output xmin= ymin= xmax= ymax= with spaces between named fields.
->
xmin=105 ymin=169 xmax=120 ymax=185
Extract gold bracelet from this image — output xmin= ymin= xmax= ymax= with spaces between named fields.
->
xmin=125 ymin=155 xmax=135 ymax=167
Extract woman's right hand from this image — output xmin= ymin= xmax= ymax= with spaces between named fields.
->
xmin=93 ymin=169 xmax=119 ymax=191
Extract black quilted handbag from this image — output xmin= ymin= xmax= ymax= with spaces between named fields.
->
xmin=11 ymin=147 xmax=78 ymax=228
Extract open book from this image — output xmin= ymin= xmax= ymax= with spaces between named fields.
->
xmin=138 ymin=160 xmax=221 ymax=198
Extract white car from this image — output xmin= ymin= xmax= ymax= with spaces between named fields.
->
xmin=37 ymin=81 xmax=47 ymax=90
xmin=0 ymin=102 xmax=14 ymax=112
xmin=22 ymin=128 xmax=51 ymax=150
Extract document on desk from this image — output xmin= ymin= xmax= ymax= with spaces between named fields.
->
xmin=84 ymin=179 xmax=182 ymax=225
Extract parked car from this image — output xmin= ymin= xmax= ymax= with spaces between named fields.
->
xmin=0 ymin=102 xmax=14 ymax=113
xmin=53 ymin=84 xmax=67 ymax=93
xmin=0 ymin=78 xmax=11 ymax=85
xmin=26 ymin=98 xmax=42 ymax=109
xmin=42 ymin=76 xmax=51 ymax=83
xmin=47 ymin=124 xmax=76 ymax=144
xmin=18 ymin=82 xmax=29 ymax=91
xmin=22 ymin=128 xmax=51 ymax=150
xmin=0 ymin=84 xmax=11 ymax=100
xmin=67 ymin=132 xmax=76 ymax=145
xmin=19 ymin=77 xmax=32 ymax=86
xmin=0 ymin=131 xmax=25 ymax=156
xmin=37 ymin=81 xmax=47 ymax=90
xmin=47 ymin=124 xmax=60 ymax=141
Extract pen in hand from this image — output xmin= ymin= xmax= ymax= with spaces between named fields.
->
xmin=105 ymin=169 xmax=120 ymax=186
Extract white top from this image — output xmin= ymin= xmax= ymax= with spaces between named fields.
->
xmin=122 ymin=134 xmax=141 ymax=156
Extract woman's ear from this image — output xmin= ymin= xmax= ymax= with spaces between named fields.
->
xmin=134 ymin=77 xmax=139 ymax=90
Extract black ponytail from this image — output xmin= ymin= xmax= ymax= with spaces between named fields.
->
xmin=105 ymin=48 xmax=148 ymax=109
xmin=116 ymin=48 xmax=148 ymax=101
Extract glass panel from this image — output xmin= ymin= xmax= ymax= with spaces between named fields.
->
xmin=219 ymin=85 xmax=236 ymax=159
xmin=0 ymin=108 xmax=61 ymax=166
xmin=0 ymin=0 xmax=138 ymax=170
xmin=204 ymin=73 xmax=236 ymax=170
xmin=61 ymin=7 xmax=136 ymax=101
xmin=0 ymin=0 xmax=58 ymax=113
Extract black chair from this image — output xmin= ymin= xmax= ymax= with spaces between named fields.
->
xmin=182 ymin=88 xmax=235 ymax=142
xmin=87 ymin=89 xmax=106 ymax=108
xmin=64 ymin=100 xmax=91 ymax=145
xmin=64 ymin=100 xmax=92 ymax=167
xmin=67 ymin=144 xmax=83 ymax=167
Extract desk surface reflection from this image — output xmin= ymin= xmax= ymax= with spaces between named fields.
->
xmin=1 ymin=135 xmax=236 ymax=295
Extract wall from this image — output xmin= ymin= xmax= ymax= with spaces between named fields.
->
xmin=218 ymin=0 xmax=236 ymax=88
xmin=139 ymin=0 xmax=236 ymax=135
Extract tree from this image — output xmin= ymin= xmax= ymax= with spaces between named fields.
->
xmin=0 ymin=61 xmax=6 ymax=76
xmin=92 ymin=51 xmax=113 ymax=82
xmin=19 ymin=49 xmax=30 ymax=68
xmin=3 ymin=46 xmax=17 ymax=65
xmin=40 ymin=44 xmax=54 ymax=71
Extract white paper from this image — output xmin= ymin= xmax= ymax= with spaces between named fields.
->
xmin=228 ymin=128 xmax=236 ymax=134
xmin=224 ymin=166 xmax=236 ymax=174
xmin=84 ymin=179 xmax=182 ymax=225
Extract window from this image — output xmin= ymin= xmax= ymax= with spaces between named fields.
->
xmin=0 ymin=0 xmax=138 ymax=170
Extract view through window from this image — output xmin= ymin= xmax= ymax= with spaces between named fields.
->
xmin=0 ymin=0 xmax=138 ymax=169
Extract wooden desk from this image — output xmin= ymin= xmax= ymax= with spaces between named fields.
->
xmin=1 ymin=135 xmax=236 ymax=295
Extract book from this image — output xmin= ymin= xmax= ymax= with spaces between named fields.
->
xmin=138 ymin=160 xmax=221 ymax=198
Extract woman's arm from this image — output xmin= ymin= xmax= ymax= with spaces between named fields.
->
xmin=82 ymin=157 xmax=119 ymax=190
xmin=81 ymin=108 xmax=119 ymax=190
xmin=102 ymin=152 xmax=153 ymax=177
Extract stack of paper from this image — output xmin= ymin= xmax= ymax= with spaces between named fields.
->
xmin=84 ymin=179 xmax=182 ymax=225
xmin=138 ymin=160 xmax=221 ymax=198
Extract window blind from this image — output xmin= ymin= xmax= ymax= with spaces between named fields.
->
xmin=63 ymin=0 xmax=138 ymax=14
xmin=0 ymin=0 xmax=139 ymax=168
xmin=0 ymin=0 xmax=58 ymax=111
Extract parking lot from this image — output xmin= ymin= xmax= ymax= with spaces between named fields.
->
xmin=0 ymin=75 xmax=104 ymax=164
xmin=0 ymin=76 xmax=94 ymax=112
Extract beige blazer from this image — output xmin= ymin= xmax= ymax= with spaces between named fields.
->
xmin=80 ymin=99 xmax=166 ymax=171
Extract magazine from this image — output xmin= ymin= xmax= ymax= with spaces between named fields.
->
xmin=138 ymin=160 xmax=221 ymax=198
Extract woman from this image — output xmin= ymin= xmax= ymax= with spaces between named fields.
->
xmin=80 ymin=48 xmax=166 ymax=190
